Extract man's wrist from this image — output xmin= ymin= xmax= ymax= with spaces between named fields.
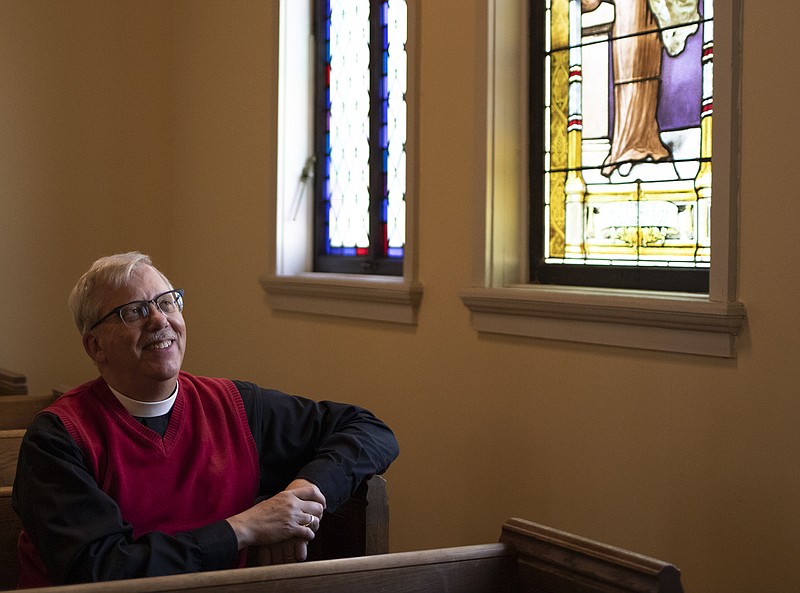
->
xmin=196 ymin=520 xmax=241 ymax=568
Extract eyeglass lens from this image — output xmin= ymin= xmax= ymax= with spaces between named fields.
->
xmin=119 ymin=291 xmax=183 ymax=326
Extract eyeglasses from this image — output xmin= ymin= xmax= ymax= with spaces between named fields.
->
xmin=89 ymin=289 xmax=184 ymax=331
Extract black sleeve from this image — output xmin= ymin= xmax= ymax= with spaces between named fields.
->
xmin=11 ymin=413 xmax=239 ymax=585
xmin=234 ymin=381 xmax=399 ymax=512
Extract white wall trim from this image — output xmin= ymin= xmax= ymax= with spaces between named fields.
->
xmin=261 ymin=274 xmax=423 ymax=324
xmin=460 ymin=285 xmax=746 ymax=357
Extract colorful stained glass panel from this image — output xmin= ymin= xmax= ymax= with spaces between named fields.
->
xmin=326 ymin=1 xmax=371 ymax=253
xmin=322 ymin=0 xmax=407 ymax=260
xmin=543 ymin=0 xmax=712 ymax=268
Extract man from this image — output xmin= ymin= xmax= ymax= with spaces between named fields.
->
xmin=12 ymin=252 xmax=399 ymax=588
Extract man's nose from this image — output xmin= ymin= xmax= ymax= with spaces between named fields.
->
xmin=144 ymin=302 xmax=170 ymax=327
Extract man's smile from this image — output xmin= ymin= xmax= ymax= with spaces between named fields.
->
xmin=146 ymin=340 xmax=174 ymax=350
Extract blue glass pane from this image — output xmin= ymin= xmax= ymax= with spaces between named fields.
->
xmin=385 ymin=0 xmax=407 ymax=255
xmin=322 ymin=0 xmax=407 ymax=258
xmin=324 ymin=0 xmax=371 ymax=254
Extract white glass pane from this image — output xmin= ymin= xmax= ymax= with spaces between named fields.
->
xmin=329 ymin=0 xmax=371 ymax=250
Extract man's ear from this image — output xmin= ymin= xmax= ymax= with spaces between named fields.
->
xmin=83 ymin=332 xmax=103 ymax=363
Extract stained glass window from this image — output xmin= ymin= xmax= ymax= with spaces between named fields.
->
xmin=532 ymin=0 xmax=712 ymax=292
xmin=315 ymin=0 xmax=407 ymax=275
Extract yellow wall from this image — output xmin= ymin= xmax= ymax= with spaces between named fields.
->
xmin=1 ymin=2 xmax=797 ymax=591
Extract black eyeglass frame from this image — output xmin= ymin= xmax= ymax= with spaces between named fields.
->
xmin=89 ymin=289 xmax=185 ymax=331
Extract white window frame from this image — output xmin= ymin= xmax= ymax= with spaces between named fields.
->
xmin=261 ymin=0 xmax=422 ymax=324
xmin=459 ymin=0 xmax=746 ymax=357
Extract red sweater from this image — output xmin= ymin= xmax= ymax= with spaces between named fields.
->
xmin=17 ymin=372 xmax=259 ymax=587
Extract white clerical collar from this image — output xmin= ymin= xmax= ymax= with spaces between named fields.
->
xmin=108 ymin=381 xmax=179 ymax=418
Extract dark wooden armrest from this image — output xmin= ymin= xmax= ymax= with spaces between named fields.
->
xmin=307 ymin=474 xmax=388 ymax=561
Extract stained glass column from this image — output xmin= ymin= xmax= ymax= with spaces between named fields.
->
xmin=384 ymin=0 xmax=406 ymax=259
xmin=546 ymin=0 xmax=569 ymax=259
xmin=564 ymin=0 xmax=587 ymax=257
xmin=694 ymin=0 xmax=713 ymax=260
xmin=325 ymin=0 xmax=371 ymax=256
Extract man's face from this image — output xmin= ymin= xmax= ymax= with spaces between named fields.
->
xmin=84 ymin=265 xmax=186 ymax=401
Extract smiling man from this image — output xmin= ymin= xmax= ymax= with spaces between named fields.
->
xmin=12 ymin=252 xmax=399 ymax=588
xmin=83 ymin=262 xmax=186 ymax=402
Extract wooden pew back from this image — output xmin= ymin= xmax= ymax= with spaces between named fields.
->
xmin=0 ymin=430 xmax=24 ymax=487
xmin=0 ymin=394 xmax=59 ymax=430
xmin=500 ymin=517 xmax=684 ymax=593
xmin=2 ymin=517 xmax=684 ymax=593
xmin=7 ymin=543 xmax=517 ymax=593
xmin=0 ymin=486 xmax=19 ymax=591
xmin=0 ymin=368 xmax=27 ymax=396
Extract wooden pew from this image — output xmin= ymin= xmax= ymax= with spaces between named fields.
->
xmin=0 ymin=393 xmax=59 ymax=430
xmin=500 ymin=517 xmax=683 ymax=593
xmin=0 ymin=486 xmax=17 ymax=591
xmin=0 ymin=430 xmax=24 ymax=487
xmin=0 ymin=368 xmax=27 ymax=396
xmin=0 ymin=476 xmax=389 ymax=591
xmin=5 ymin=517 xmax=683 ymax=593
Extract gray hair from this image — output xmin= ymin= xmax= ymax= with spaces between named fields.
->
xmin=69 ymin=252 xmax=173 ymax=335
